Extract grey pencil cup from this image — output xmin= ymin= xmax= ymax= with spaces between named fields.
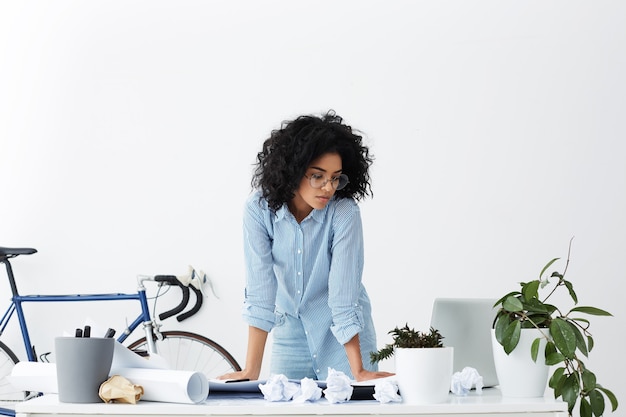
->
xmin=55 ymin=336 xmax=115 ymax=403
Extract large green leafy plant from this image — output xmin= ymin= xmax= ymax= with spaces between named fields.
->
xmin=493 ymin=241 xmax=618 ymax=417
xmin=369 ymin=324 xmax=444 ymax=364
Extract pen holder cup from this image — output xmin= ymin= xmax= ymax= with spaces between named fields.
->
xmin=55 ymin=336 xmax=115 ymax=403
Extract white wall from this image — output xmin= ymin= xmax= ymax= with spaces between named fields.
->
xmin=1 ymin=0 xmax=625 ymax=412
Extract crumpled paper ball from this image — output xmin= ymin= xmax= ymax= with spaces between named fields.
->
xmin=373 ymin=379 xmax=402 ymax=403
xmin=292 ymin=377 xmax=323 ymax=403
xmin=258 ymin=374 xmax=300 ymax=401
xmin=450 ymin=367 xmax=484 ymax=396
xmin=99 ymin=375 xmax=144 ymax=404
xmin=322 ymin=368 xmax=353 ymax=404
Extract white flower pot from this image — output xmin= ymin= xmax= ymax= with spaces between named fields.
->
xmin=394 ymin=347 xmax=454 ymax=404
xmin=491 ymin=328 xmax=549 ymax=398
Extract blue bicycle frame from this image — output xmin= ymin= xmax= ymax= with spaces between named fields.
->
xmin=0 ymin=284 xmax=155 ymax=362
xmin=0 ymin=253 xmax=159 ymax=363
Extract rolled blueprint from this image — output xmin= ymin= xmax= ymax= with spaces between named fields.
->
xmin=7 ymin=362 xmax=57 ymax=393
xmin=109 ymin=367 xmax=208 ymax=404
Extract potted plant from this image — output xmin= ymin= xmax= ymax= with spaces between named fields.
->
xmin=370 ymin=324 xmax=453 ymax=404
xmin=492 ymin=239 xmax=618 ymax=417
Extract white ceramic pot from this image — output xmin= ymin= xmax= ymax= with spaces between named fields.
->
xmin=394 ymin=346 xmax=454 ymax=404
xmin=491 ymin=328 xmax=549 ymax=397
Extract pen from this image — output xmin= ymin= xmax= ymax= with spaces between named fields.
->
xmin=75 ymin=328 xmax=83 ymax=338
xmin=104 ymin=328 xmax=116 ymax=338
xmin=83 ymin=325 xmax=91 ymax=338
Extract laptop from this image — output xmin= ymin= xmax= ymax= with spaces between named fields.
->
xmin=429 ymin=298 xmax=499 ymax=388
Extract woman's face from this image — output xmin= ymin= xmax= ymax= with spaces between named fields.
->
xmin=290 ymin=152 xmax=343 ymax=218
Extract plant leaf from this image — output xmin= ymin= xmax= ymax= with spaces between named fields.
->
xmin=522 ymin=280 xmax=540 ymax=301
xmin=579 ymin=397 xmax=592 ymax=417
xmin=597 ymin=386 xmax=619 ymax=412
xmin=544 ymin=341 xmax=565 ymax=366
xmin=540 ymin=257 xmax=560 ymax=279
xmin=589 ymin=388 xmax=605 ymax=417
xmin=570 ymin=306 xmax=613 ymax=316
xmin=580 ymin=397 xmax=593 ymax=417
xmin=545 ymin=351 xmax=565 ymax=366
xmin=550 ymin=318 xmax=577 ymax=358
xmin=567 ymin=319 xmax=588 ymax=357
xmin=502 ymin=320 xmax=521 ymax=355
xmin=530 ymin=338 xmax=541 ymax=362
xmin=581 ymin=369 xmax=597 ymax=392
xmin=524 ymin=297 xmax=549 ymax=313
xmin=561 ymin=373 xmax=580 ymax=413
xmin=502 ymin=296 xmax=524 ymax=312
xmin=493 ymin=291 xmax=520 ymax=308
xmin=549 ymin=367 xmax=566 ymax=393
xmin=563 ymin=280 xmax=578 ymax=304
xmin=544 ymin=340 xmax=566 ymax=366
xmin=494 ymin=315 xmax=511 ymax=344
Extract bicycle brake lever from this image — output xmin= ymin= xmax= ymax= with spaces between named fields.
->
xmin=191 ymin=269 xmax=219 ymax=299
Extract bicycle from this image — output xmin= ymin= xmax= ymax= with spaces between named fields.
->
xmin=0 ymin=246 xmax=241 ymax=413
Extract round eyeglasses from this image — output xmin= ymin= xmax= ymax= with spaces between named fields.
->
xmin=304 ymin=173 xmax=350 ymax=190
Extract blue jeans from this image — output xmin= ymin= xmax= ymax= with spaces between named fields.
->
xmin=270 ymin=313 xmax=318 ymax=379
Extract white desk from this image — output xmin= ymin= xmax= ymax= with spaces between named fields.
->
xmin=15 ymin=389 xmax=567 ymax=417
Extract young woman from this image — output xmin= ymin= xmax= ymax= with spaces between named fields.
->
xmin=220 ymin=111 xmax=393 ymax=382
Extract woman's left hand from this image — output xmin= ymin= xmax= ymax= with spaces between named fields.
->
xmin=353 ymin=369 xmax=395 ymax=382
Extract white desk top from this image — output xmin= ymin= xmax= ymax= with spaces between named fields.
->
xmin=15 ymin=389 xmax=568 ymax=417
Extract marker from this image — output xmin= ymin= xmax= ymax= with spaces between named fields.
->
xmin=75 ymin=328 xmax=83 ymax=338
xmin=83 ymin=325 xmax=91 ymax=338
xmin=104 ymin=328 xmax=116 ymax=338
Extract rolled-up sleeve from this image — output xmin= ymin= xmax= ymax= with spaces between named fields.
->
xmin=241 ymin=194 xmax=277 ymax=332
xmin=327 ymin=200 xmax=365 ymax=345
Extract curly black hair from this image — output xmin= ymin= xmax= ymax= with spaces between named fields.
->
xmin=252 ymin=110 xmax=374 ymax=211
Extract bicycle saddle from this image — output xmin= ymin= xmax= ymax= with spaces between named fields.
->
xmin=0 ymin=247 xmax=38 ymax=257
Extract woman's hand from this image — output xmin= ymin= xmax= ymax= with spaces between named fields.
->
xmin=217 ymin=326 xmax=267 ymax=381
xmin=344 ymin=334 xmax=395 ymax=382
xmin=352 ymin=369 xmax=395 ymax=382
xmin=217 ymin=368 xmax=260 ymax=381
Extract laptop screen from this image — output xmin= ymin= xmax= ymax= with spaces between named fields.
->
xmin=429 ymin=298 xmax=499 ymax=388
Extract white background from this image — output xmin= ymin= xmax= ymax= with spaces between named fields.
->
xmin=1 ymin=1 xmax=624 ymax=413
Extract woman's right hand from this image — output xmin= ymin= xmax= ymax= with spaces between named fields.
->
xmin=218 ymin=326 xmax=267 ymax=381
xmin=217 ymin=368 xmax=260 ymax=381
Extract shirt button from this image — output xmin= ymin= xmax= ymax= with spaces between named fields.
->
xmin=297 ymin=249 xmax=302 ymax=254
xmin=313 ymin=354 xmax=317 ymax=358
xmin=297 ymin=290 xmax=301 ymax=294
xmin=316 ymin=369 xmax=320 ymax=373
xmin=298 ymin=271 xmax=302 ymax=276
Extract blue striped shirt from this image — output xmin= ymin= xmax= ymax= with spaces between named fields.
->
xmin=241 ymin=190 xmax=377 ymax=378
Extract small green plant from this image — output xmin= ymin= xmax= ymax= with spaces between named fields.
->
xmin=493 ymin=239 xmax=618 ymax=417
xmin=370 ymin=324 xmax=444 ymax=364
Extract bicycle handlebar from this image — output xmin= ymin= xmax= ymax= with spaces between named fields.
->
xmin=176 ymin=285 xmax=203 ymax=322
xmin=153 ymin=275 xmax=202 ymax=322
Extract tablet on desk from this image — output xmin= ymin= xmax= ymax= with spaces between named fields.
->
xmin=208 ymin=378 xmax=377 ymax=400
xmin=209 ymin=379 xmax=264 ymax=392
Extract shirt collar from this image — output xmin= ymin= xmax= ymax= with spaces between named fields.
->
xmin=274 ymin=200 xmax=330 ymax=224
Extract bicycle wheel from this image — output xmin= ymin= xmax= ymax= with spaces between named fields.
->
xmin=0 ymin=340 xmax=26 ymax=402
xmin=126 ymin=331 xmax=241 ymax=379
